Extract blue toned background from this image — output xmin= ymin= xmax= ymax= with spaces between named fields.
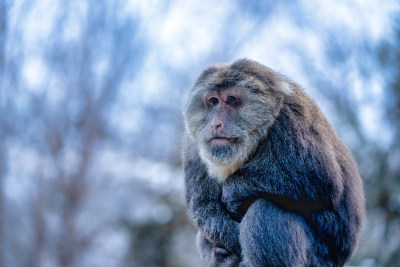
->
xmin=0 ymin=0 xmax=399 ymax=266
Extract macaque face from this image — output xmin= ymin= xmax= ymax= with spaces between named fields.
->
xmin=201 ymin=88 xmax=245 ymax=163
xmin=184 ymin=64 xmax=287 ymax=180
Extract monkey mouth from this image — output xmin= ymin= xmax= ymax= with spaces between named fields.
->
xmin=210 ymin=137 xmax=238 ymax=146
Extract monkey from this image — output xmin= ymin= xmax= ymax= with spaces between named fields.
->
xmin=182 ymin=59 xmax=365 ymax=267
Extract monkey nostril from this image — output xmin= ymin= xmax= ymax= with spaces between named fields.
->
xmin=211 ymin=123 xmax=222 ymax=129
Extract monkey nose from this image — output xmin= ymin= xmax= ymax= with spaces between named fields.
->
xmin=210 ymin=122 xmax=223 ymax=129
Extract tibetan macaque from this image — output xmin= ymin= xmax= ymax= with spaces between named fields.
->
xmin=182 ymin=59 xmax=365 ymax=267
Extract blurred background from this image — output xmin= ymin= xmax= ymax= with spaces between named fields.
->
xmin=0 ymin=0 xmax=399 ymax=266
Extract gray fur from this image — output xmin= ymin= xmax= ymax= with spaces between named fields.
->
xmin=183 ymin=59 xmax=365 ymax=266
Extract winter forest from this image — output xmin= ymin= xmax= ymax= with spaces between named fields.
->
xmin=0 ymin=0 xmax=400 ymax=266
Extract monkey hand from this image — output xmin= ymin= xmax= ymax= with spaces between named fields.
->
xmin=197 ymin=205 xmax=242 ymax=256
xmin=222 ymin=178 xmax=258 ymax=221
xmin=218 ymin=219 xmax=242 ymax=256
xmin=204 ymin=218 xmax=241 ymax=256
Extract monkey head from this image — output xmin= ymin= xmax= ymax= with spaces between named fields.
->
xmin=184 ymin=59 xmax=293 ymax=181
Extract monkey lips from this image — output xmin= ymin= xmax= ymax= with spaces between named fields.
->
xmin=210 ymin=137 xmax=235 ymax=146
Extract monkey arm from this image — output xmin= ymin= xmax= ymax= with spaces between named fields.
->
xmin=221 ymin=135 xmax=344 ymax=219
xmin=184 ymin=147 xmax=241 ymax=255
xmin=188 ymin=198 xmax=241 ymax=255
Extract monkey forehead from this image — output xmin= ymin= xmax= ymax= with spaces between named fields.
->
xmin=202 ymin=86 xmax=242 ymax=96
xmin=192 ymin=71 xmax=267 ymax=96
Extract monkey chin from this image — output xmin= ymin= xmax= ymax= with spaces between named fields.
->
xmin=198 ymin=143 xmax=247 ymax=182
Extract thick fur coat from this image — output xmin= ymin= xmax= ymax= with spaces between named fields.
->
xmin=183 ymin=59 xmax=365 ymax=266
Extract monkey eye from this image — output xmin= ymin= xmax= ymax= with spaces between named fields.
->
xmin=209 ymin=97 xmax=219 ymax=105
xmin=226 ymin=96 xmax=236 ymax=105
